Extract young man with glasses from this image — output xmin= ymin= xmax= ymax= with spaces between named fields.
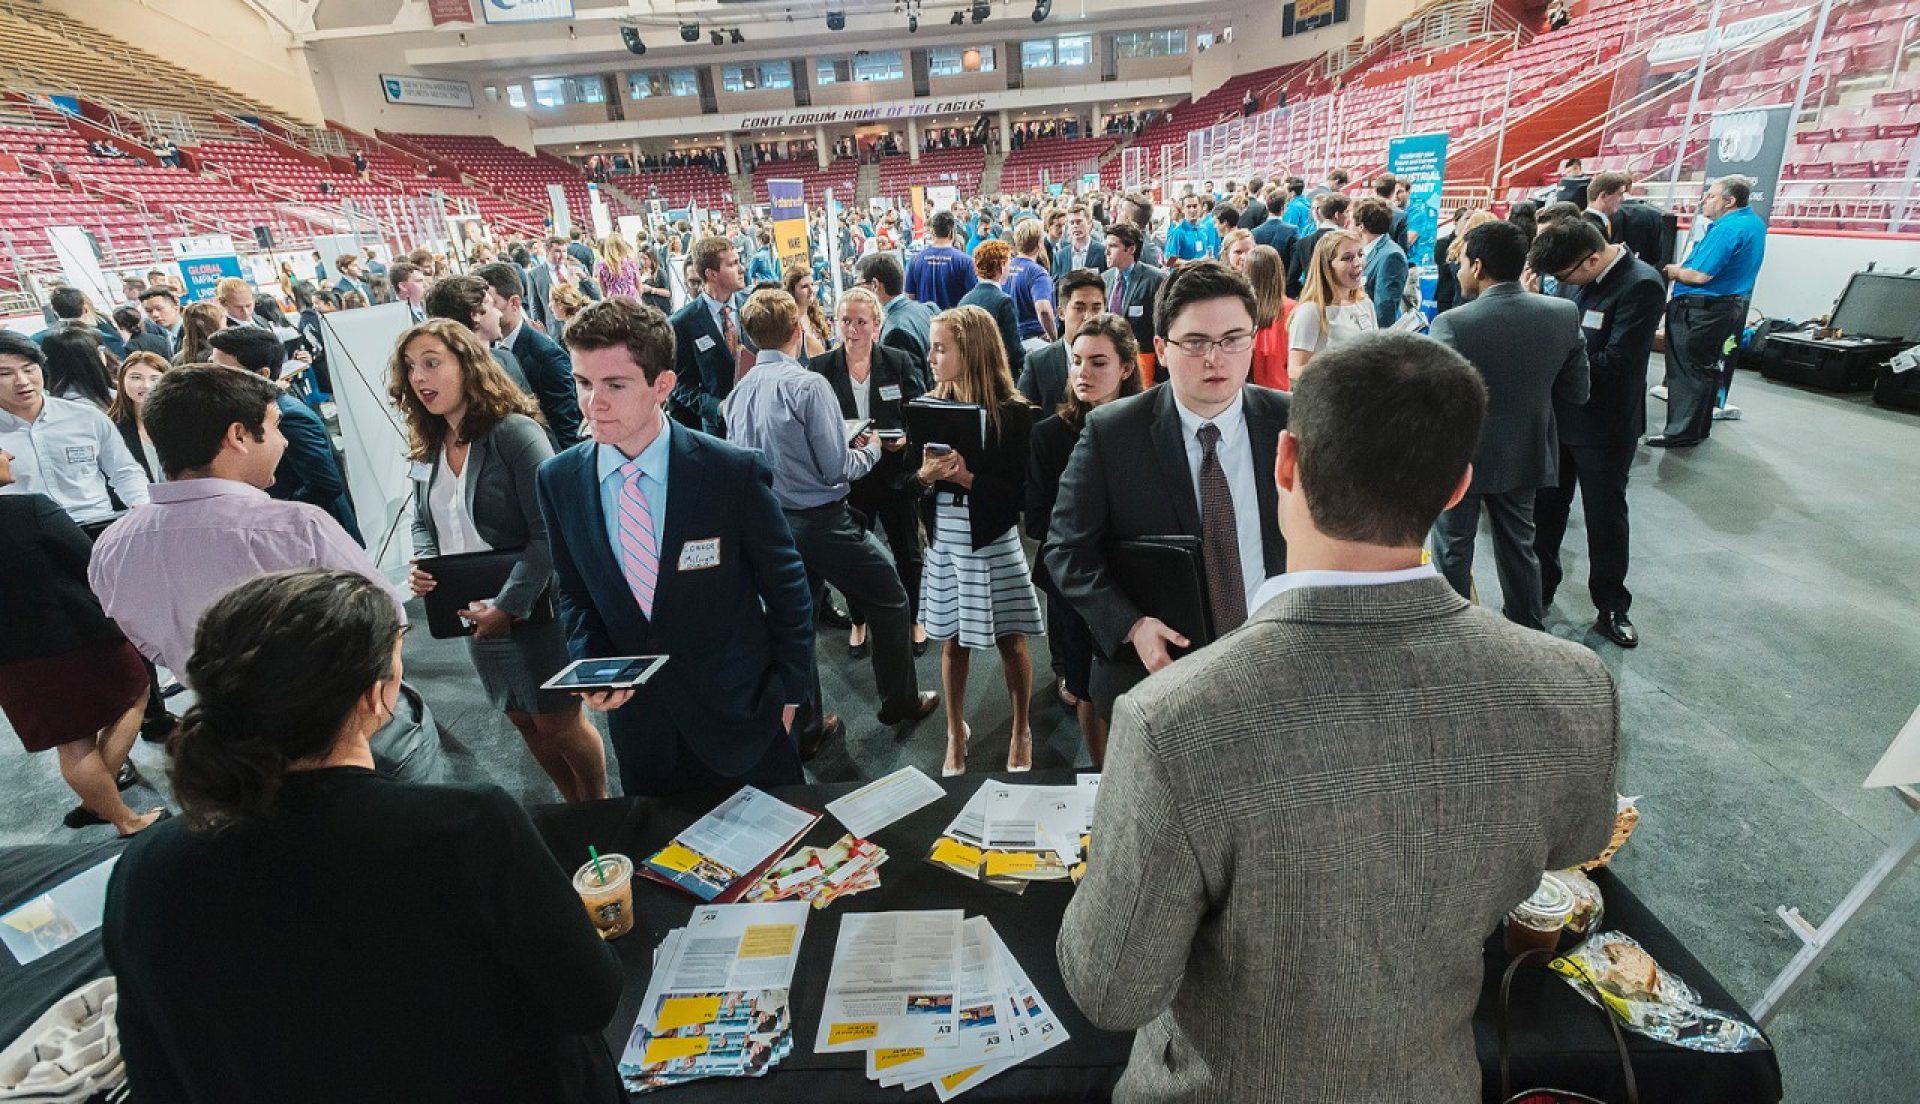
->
xmin=1044 ymin=261 xmax=1290 ymax=717
xmin=1526 ymin=219 xmax=1665 ymax=649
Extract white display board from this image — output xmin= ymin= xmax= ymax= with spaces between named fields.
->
xmin=46 ymin=227 xmax=117 ymax=312
xmin=319 ymin=302 xmax=415 ymax=572
xmin=313 ymin=233 xmax=363 ymax=285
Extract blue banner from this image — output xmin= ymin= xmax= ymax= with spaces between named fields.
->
xmin=1387 ymin=131 xmax=1450 ymax=270
xmin=177 ymin=254 xmax=243 ymax=303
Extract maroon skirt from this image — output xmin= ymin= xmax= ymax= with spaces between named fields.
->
xmin=0 ymin=640 xmax=149 ymax=753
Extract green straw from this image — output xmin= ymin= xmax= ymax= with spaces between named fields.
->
xmin=589 ymin=845 xmax=608 ymax=884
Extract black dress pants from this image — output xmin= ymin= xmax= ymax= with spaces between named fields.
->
xmin=1535 ymin=440 xmax=1633 ymax=616
xmin=1662 ymin=295 xmax=1747 ymax=442
xmin=846 ymin=477 xmax=924 ymax=625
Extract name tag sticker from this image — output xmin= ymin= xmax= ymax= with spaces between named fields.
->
xmin=1127 ymin=305 xmax=1144 ymax=318
xmin=1582 ymin=310 xmax=1606 ymax=330
xmin=879 ymin=384 xmax=902 ymax=402
xmin=678 ymin=537 xmax=721 ymax=572
xmin=694 ymin=334 xmax=717 ymax=352
xmin=64 ymin=446 xmax=94 ymax=465
xmin=409 ymin=462 xmax=433 ymax=483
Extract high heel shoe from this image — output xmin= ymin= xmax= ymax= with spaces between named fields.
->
xmin=1006 ymin=728 xmax=1033 ymax=773
xmin=942 ymin=722 xmax=970 ymax=777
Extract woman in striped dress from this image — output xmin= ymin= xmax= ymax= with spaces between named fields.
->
xmin=916 ymin=305 xmax=1042 ymax=776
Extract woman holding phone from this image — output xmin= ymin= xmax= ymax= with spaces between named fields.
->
xmin=389 ymin=319 xmax=606 ymax=802
xmin=916 ymin=305 xmax=1041 ymax=776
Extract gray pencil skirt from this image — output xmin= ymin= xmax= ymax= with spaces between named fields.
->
xmin=467 ymin=618 xmax=577 ymax=714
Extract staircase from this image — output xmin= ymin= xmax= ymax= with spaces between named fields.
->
xmin=855 ymin=161 xmax=880 ymax=206
xmin=980 ymin=151 xmax=1006 ymax=195
xmin=732 ymin=172 xmax=755 ymax=209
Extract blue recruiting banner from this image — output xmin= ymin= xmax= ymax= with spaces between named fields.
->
xmin=1387 ymin=131 xmax=1450 ymax=270
xmin=171 ymin=235 xmax=243 ymax=303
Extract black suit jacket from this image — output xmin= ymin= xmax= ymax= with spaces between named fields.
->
xmin=1043 ymin=384 xmax=1290 ymax=711
xmin=1565 ymin=252 xmax=1665 ymax=449
xmin=1051 ymin=239 xmax=1106 ymax=280
xmin=810 ymin=343 xmax=925 ymax=490
xmin=1610 ymin=203 xmax=1668 ymax=271
xmin=956 ymin=281 xmax=1026 ymax=381
xmin=114 ymin=414 xmax=155 ymax=482
xmin=917 ymin=398 xmax=1033 ymax=552
xmin=1100 ymin=264 xmax=1165 ymax=359
xmin=1016 ymin=339 xmax=1069 ymax=413
xmin=1023 ymin=412 xmax=1079 ymax=588
xmin=1434 ymin=233 xmax=1461 ymax=313
xmin=668 ymin=299 xmax=740 ymax=436
xmin=269 ymin=392 xmax=362 ymax=544
xmin=509 ymin=323 xmax=584 ymax=448
xmin=0 ymin=494 xmax=127 ymax=664
xmin=125 ymin=331 xmax=170 ymax=359
xmin=1252 ymin=217 xmax=1299 ymax=277
xmin=1289 ymin=228 xmax=1333 ymax=298
xmin=536 ymin=426 xmax=813 ymax=780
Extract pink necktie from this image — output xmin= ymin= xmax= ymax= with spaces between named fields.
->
xmin=615 ymin=457 xmax=659 ymax=617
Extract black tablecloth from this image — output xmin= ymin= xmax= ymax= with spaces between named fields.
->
xmin=1 ymin=772 xmax=1782 ymax=1103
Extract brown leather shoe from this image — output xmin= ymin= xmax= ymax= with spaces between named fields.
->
xmin=799 ymin=714 xmax=844 ymax=760
xmin=878 ymin=691 xmax=940 ymax=726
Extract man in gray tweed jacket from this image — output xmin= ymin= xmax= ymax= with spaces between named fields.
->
xmin=1058 ymin=333 xmax=1620 ymax=1103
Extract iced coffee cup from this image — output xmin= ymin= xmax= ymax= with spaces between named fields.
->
xmin=1505 ymin=872 xmax=1574 ymax=957
xmin=573 ymin=853 xmax=635 ymax=940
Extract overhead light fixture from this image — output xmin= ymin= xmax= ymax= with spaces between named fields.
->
xmin=1032 ymin=0 xmax=1051 ymax=22
xmin=620 ymin=25 xmax=646 ymax=55
xmin=950 ymin=10 xmax=964 ymax=23
xmin=908 ymin=12 xmax=919 ymax=31
xmin=826 ymin=9 xmax=845 ymax=30
xmin=709 ymin=29 xmax=724 ymax=45
xmin=729 ymin=27 xmax=745 ymax=43
xmin=680 ymin=22 xmax=700 ymax=42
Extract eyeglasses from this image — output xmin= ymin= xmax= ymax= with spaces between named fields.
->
xmin=1552 ymin=252 xmax=1598 ymax=283
xmin=1166 ymin=333 xmax=1255 ymax=358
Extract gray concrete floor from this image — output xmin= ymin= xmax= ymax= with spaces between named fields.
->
xmin=4 ymin=365 xmax=1915 ymax=1101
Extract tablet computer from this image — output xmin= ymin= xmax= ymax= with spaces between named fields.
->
xmin=541 ymin=655 xmax=669 ymax=693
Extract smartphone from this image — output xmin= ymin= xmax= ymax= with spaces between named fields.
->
xmin=924 ymin=442 xmax=954 ymax=457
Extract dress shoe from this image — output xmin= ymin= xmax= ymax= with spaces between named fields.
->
xmin=848 ymin=636 xmax=869 ymax=660
xmin=140 ymin=717 xmax=179 ymax=744
xmin=63 ymin=805 xmax=108 ymax=830
xmin=1595 ymin=611 xmax=1639 ymax=648
xmin=1006 ymin=729 xmax=1033 ymax=773
xmin=1645 ymin=434 xmax=1701 ymax=448
xmin=913 ymin=638 xmax=929 ymax=658
xmin=818 ymin=604 xmax=852 ymax=630
xmin=943 ymin=722 xmax=971 ymax=777
xmin=878 ymin=691 xmax=940 ymax=727
xmin=115 ymin=761 xmax=142 ymax=791
xmin=799 ymin=714 xmax=844 ymax=760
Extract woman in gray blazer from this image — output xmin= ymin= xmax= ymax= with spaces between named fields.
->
xmin=389 ymin=320 xmax=606 ymax=802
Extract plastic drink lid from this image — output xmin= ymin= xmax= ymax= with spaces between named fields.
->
xmin=1512 ymin=873 xmax=1575 ymax=924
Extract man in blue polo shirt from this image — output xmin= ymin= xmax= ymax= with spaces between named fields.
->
xmin=1655 ymin=175 xmax=1766 ymax=446
xmin=903 ymin=211 xmax=978 ymax=310
xmin=1163 ymin=193 xmax=1221 ymax=268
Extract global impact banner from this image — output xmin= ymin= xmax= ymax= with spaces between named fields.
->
xmin=1386 ymin=131 xmax=1449 ymax=270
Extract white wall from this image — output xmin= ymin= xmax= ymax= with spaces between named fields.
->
xmin=307 ymin=38 xmax=534 ymax=149
xmin=1750 ymin=232 xmax=1920 ymax=321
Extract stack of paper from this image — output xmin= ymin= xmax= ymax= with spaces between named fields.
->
xmin=619 ymin=900 xmax=809 ymax=1094
xmin=743 ymin=834 xmax=888 ymax=909
xmin=641 ymin=786 xmax=822 ymax=902
xmin=926 ymin=776 xmax=1100 ymax=889
xmin=817 ymin=912 xmax=1069 ymax=1100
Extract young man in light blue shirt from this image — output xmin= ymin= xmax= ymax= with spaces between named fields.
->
xmin=1163 ymin=194 xmax=1221 ymax=268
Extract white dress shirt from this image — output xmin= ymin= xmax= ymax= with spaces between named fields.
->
xmin=429 ymin=450 xmax=492 ymax=556
xmin=1250 ymin=562 xmax=1438 ymax=614
xmin=1174 ymin=391 xmax=1266 ymax=615
xmin=0 ymin=395 xmax=150 ymax=524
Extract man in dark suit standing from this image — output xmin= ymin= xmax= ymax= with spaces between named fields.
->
xmin=956 ymin=242 xmax=1025 ymax=382
xmin=1046 ymin=262 xmax=1288 ymax=716
xmin=1428 ymin=222 xmax=1589 ymax=630
xmin=1289 ymin=193 xmax=1351 ymax=298
xmin=1051 ymin=204 xmax=1106 ymax=279
xmin=522 ymin=246 xmax=556 ymax=332
xmin=1098 ymin=224 xmax=1165 ymax=376
xmin=857 ymin=253 xmax=934 ymax=388
xmin=474 ymin=262 xmax=584 ymax=449
xmin=1355 ymin=197 xmax=1409 ymax=330
xmin=1017 ymin=268 xmax=1107 ymax=412
xmin=1250 ymin=183 xmax=1298 ymax=279
xmin=1586 ymin=171 xmax=1667 ymax=271
xmin=137 ymin=288 xmax=182 ymax=358
xmin=1528 ymin=219 xmax=1666 ymax=648
xmin=668 ymin=236 xmax=750 ymax=436
xmin=537 ymin=298 xmax=813 ymax=797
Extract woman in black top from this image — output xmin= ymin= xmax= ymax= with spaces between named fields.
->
xmin=107 ymin=352 xmax=169 ymax=481
xmin=1025 ymin=314 xmax=1143 ymax=768
xmin=104 ymin=569 xmax=625 ymax=1104
xmin=0 ymin=452 xmax=161 ymax=835
xmin=915 ymin=305 xmax=1041 ymax=775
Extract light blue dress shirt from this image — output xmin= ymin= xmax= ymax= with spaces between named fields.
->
xmin=596 ymin=419 xmax=672 ymax=564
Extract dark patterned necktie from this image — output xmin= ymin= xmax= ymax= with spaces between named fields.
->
xmin=1196 ymin=423 xmax=1248 ymax=634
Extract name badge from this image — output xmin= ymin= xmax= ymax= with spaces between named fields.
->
xmin=879 ymin=384 xmax=902 ymax=402
xmin=409 ymin=461 xmax=433 ymax=483
xmin=678 ymin=537 xmax=722 ymax=571
xmin=1582 ymin=310 xmax=1606 ymax=331
xmin=694 ymin=334 xmax=717 ymax=353
xmin=64 ymin=446 xmax=95 ymax=465
xmin=1127 ymin=305 xmax=1144 ymax=318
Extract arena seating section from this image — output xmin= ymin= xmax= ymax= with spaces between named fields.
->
xmin=5 ymin=0 xmax=1920 ymax=293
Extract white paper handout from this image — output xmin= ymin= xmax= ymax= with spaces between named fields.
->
xmin=815 ymin=909 xmax=964 ymax=1053
xmin=1865 ymin=702 xmax=1920 ymax=790
xmin=868 ymin=916 xmax=1016 ymax=1087
xmin=678 ymin=788 xmax=819 ymax=877
xmin=827 ymin=767 xmax=947 ymax=839
xmin=653 ymin=901 xmax=810 ymax=994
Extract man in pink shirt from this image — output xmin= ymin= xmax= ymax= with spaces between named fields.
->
xmin=88 ymin=366 xmax=441 ymax=781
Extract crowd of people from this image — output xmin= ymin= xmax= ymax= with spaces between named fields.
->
xmin=0 ymin=153 xmax=1773 ymax=1101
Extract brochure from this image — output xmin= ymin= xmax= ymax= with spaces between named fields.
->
xmin=641 ymin=786 xmax=821 ymax=902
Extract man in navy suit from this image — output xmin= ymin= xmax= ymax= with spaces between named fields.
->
xmin=475 ymin=262 xmax=584 ymax=448
xmin=538 ymin=297 xmax=813 ymax=797
xmin=1050 ymin=204 xmax=1106 ymax=280
xmin=668 ymin=236 xmax=750 ymax=436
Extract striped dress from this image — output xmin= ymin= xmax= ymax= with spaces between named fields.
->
xmin=920 ymin=493 xmax=1045 ymax=650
